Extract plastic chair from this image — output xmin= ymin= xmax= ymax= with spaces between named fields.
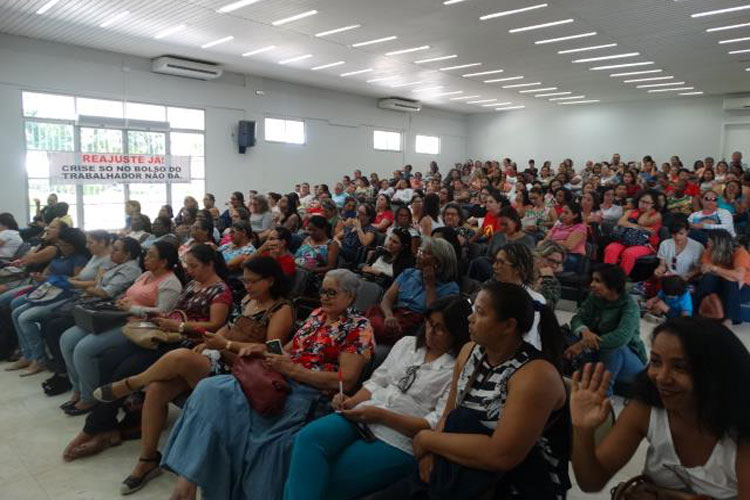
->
xmin=353 ymin=279 xmax=384 ymax=313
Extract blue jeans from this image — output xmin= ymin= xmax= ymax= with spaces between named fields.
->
xmin=693 ymin=273 xmax=750 ymax=324
xmin=599 ymin=345 xmax=646 ymax=396
xmin=12 ymin=294 xmax=69 ymax=363
xmin=284 ymin=413 xmax=416 ymax=500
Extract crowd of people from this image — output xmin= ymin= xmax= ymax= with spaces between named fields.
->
xmin=0 ymin=154 xmax=748 ymax=499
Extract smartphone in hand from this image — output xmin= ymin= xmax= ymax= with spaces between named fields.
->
xmin=266 ymin=339 xmax=283 ymax=355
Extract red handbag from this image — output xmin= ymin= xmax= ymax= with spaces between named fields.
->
xmin=231 ymin=356 xmax=290 ymax=416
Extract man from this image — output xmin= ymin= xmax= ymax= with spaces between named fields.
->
xmin=353 ymin=169 xmax=362 ymax=180
xmin=143 ymin=216 xmax=179 ymax=249
xmin=666 ymin=169 xmax=700 ymax=198
xmin=332 ymin=183 xmax=348 ymax=207
xmin=704 ymin=156 xmax=715 ymax=172
xmin=611 ymin=153 xmax=622 ymax=169
xmin=402 ymin=164 xmax=413 ymax=180
xmin=730 ymin=151 xmax=747 ymax=171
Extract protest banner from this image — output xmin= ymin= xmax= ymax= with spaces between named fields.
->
xmin=47 ymin=152 xmax=191 ymax=185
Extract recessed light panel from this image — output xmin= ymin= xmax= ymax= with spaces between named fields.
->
xmin=463 ymin=69 xmax=504 ymax=77
xmin=278 ymin=54 xmax=313 ymax=65
xmin=572 ymin=52 xmax=639 ymax=63
xmin=243 ymin=45 xmax=275 ymax=56
xmin=502 ymin=82 xmax=542 ymax=88
xmin=558 ymin=43 xmax=617 ymax=54
xmin=272 ymin=10 xmax=318 ymax=26
xmin=440 ymin=63 xmax=482 ymax=71
xmin=590 ymin=61 xmax=653 ymax=71
xmin=636 ymin=81 xmax=686 ymax=88
xmin=340 ymin=68 xmax=373 ymax=77
xmin=535 ymin=32 xmax=596 ymax=44
xmin=312 ymin=61 xmax=345 ymax=71
xmin=510 ymin=19 xmax=574 ymax=33
xmin=315 ymin=25 xmax=361 ymax=37
xmin=217 ymin=0 xmax=265 ymax=13
xmin=484 ymin=76 xmax=524 ymax=83
xmin=351 ymin=36 xmax=397 ymax=47
xmin=415 ymin=54 xmax=458 ymax=64
xmin=480 ymin=4 xmax=548 ymax=21
xmin=386 ymin=46 xmax=430 ymax=56
xmin=155 ymin=24 xmax=186 ymax=39
xmin=100 ymin=11 xmax=130 ymax=28
xmin=201 ymin=36 xmax=234 ymax=49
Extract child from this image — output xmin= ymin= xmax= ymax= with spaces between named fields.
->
xmin=644 ymin=275 xmax=692 ymax=321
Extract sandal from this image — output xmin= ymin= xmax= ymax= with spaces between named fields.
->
xmin=93 ymin=378 xmax=137 ymax=403
xmin=120 ymin=451 xmax=162 ymax=495
xmin=63 ymin=432 xmax=122 ymax=462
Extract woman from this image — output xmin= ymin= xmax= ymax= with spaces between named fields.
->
xmin=249 ymin=195 xmax=274 ymax=239
xmin=472 ymin=189 xmax=505 ymax=242
xmin=163 ymin=269 xmax=374 ymax=500
xmin=654 ymin=220 xmax=703 ymax=282
xmin=552 ymin=188 xmax=573 ymax=216
xmin=178 ymin=219 xmax=215 ymax=262
xmin=719 ymin=180 xmax=747 ymax=221
xmin=566 ymin=264 xmax=646 ymax=395
xmin=604 ymin=190 xmax=662 ymax=276
xmin=539 ymin=164 xmax=553 ymax=187
xmin=598 ymin=186 xmax=624 ymax=227
xmin=218 ymin=220 xmax=256 ymax=271
xmin=699 ymin=168 xmax=717 ymax=193
xmin=716 ymin=160 xmax=730 ymax=184
xmin=202 ymin=193 xmax=220 ymax=222
xmin=374 ymin=281 xmax=568 ymax=499
xmin=544 ymin=201 xmax=587 ymax=272
xmin=248 ymin=226 xmax=296 ymax=276
xmin=56 ymin=241 xmax=182 ymax=415
xmin=125 ymin=214 xmax=152 ymax=244
xmin=276 ymin=193 xmax=301 ymax=233
xmin=174 ymin=207 xmax=198 ymax=243
xmin=373 ymin=194 xmax=394 ymax=232
xmin=410 ymin=193 xmax=425 ymax=229
xmin=418 ymin=193 xmax=444 ymax=237
xmin=368 ymin=237 xmax=459 ymax=344
xmin=294 ymin=215 xmax=339 ymax=276
xmin=693 ymin=229 xmax=750 ymax=324
xmin=0 ymin=212 xmax=23 ymax=259
xmin=622 ymin=170 xmax=641 ymax=199
xmin=535 ymin=240 xmax=566 ymax=311
xmin=341 ymin=196 xmax=358 ymax=221
xmin=570 ymin=318 xmax=750 ymax=498
xmin=92 ymin=258 xmax=294 ymax=494
xmin=522 ymin=187 xmax=557 ymax=235
xmin=490 ymin=206 xmax=536 ymax=251
xmin=613 ymin=183 xmax=629 ymax=207
xmin=393 ymin=179 xmax=414 ymax=205
xmin=124 ymin=200 xmax=141 ymax=233
xmin=175 ymin=196 xmax=200 ymax=227
xmin=688 ymin=190 xmax=736 ymax=242
xmin=360 ymin=228 xmax=414 ymax=285
xmin=220 ymin=191 xmax=245 ymax=231
xmin=285 ymin=295 xmax=472 ymax=500
xmin=580 ymin=191 xmax=602 ymax=227
xmin=442 ymin=202 xmax=474 ymax=246
xmin=336 ymin=203 xmax=376 ymax=265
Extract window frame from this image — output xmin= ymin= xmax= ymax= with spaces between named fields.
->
xmin=264 ymin=117 xmax=306 ymax=145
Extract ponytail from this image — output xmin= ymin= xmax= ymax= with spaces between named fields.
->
xmin=187 ymin=243 xmax=229 ymax=283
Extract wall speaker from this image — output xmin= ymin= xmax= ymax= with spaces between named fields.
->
xmin=238 ymin=120 xmax=256 ymax=153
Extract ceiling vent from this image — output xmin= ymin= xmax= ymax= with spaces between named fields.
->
xmin=152 ymin=56 xmax=223 ymax=80
xmin=378 ymin=97 xmax=422 ymax=113
xmin=723 ymin=96 xmax=750 ymax=111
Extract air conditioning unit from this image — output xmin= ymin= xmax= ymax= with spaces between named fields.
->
xmin=152 ymin=56 xmax=223 ymax=80
xmin=723 ymin=96 xmax=750 ymax=110
xmin=378 ymin=98 xmax=422 ymax=113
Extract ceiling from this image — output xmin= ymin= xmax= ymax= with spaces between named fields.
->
xmin=2 ymin=0 xmax=750 ymax=114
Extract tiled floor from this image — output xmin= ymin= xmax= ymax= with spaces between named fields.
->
xmin=1 ymin=312 xmax=749 ymax=500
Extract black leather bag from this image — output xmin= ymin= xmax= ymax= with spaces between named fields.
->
xmin=72 ymin=301 xmax=131 ymax=334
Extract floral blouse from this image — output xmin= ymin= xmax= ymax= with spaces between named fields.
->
xmin=289 ymin=307 xmax=374 ymax=372
xmin=174 ymin=280 xmax=233 ymax=322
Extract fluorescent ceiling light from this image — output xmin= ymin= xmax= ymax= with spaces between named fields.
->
xmin=440 ymin=62 xmax=482 ymax=71
xmin=559 ymin=100 xmax=600 ymax=105
xmin=535 ymin=31 xmax=596 ymax=44
xmin=315 ymin=25 xmax=361 ymax=37
xmin=36 ymin=0 xmax=60 ymax=14
xmin=340 ymin=68 xmax=373 ymax=77
xmin=312 ymin=61 xmax=345 ymax=70
xmin=352 ymin=36 xmax=397 ymax=47
xmin=495 ymin=105 xmax=526 ymax=111
xmin=366 ymin=75 xmax=398 ymax=83
xmin=450 ymin=95 xmax=480 ymax=100
xmin=443 ymin=0 xmax=469 ymax=4
xmin=217 ymin=0 xmax=265 ymax=13
xmin=272 ymin=10 xmax=318 ymax=26
xmin=519 ymin=87 xmax=557 ymax=93
xmin=510 ymin=19 xmax=574 ymax=33
xmin=467 ymin=99 xmax=498 ymax=104
xmin=463 ymin=69 xmax=504 ymax=77
xmin=719 ymin=37 xmax=750 ymax=44
xmin=729 ymin=49 xmax=750 ymax=54
xmin=415 ymin=54 xmax=458 ymax=64
xmin=431 ymin=90 xmax=464 ymax=97
xmin=480 ymin=4 xmax=548 ymax=21
xmin=623 ymin=76 xmax=674 ymax=83
xmin=482 ymin=102 xmax=511 ymax=107
xmin=155 ymin=24 xmax=186 ymax=39
xmin=412 ymin=86 xmax=444 ymax=92
xmin=679 ymin=91 xmax=704 ymax=96
xmin=502 ymin=82 xmax=542 ymax=88
xmin=636 ymin=81 xmax=686 ymax=88
xmin=386 ymin=45 xmax=430 ymax=56
xmin=590 ymin=61 xmax=654 ymax=71
xmin=201 ymin=36 xmax=234 ymax=49
xmin=647 ymin=87 xmax=694 ymax=93
xmin=692 ymin=5 xmax=750 ymax=17
xmin=278 ymin=54 xmax=313 ymax=65
xmin=243 ymin=45 xmax=275 ymax=56
xmin=484 ymin=75 xmax=524 ymax=83
xmin=549 ymin=95 xmax=585 ymax=100
xmin=572 ymin=52 xmax=639 ymax=63
xmin=391 ymin=81 xmax=425 ymax=88
xmin=706 ymin=22 xmax=750 ymax=33
xmin=535 ymin=91 xmax=571 ymax=97
xmin=609 ymin=69 xmax=662 ymax=77
xmin=558 ymin=43 xmax=617 ymax=54
xmin=100 ymin=11 xmax=130 ymax=28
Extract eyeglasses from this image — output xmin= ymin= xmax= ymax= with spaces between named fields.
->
xmin=241 ymin=277 xmax=265 ymax=285
xmin=319 ymin=288 xmax=340 ymax=299
xmin=703 ymin=197 xmax=717 ymax=202
xmin=397 ymin=365 xmax=420 ymax=394
xmin=493 ymin=256 xmax=512 ymax=267
xmin=545 ymin=256 xmax=563 ymax=267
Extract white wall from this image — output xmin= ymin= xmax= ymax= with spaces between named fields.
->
xmin=0 ymin=34 xmax=468 ymax=219
xmin=467 ymin=96 xmax=750 ymax=169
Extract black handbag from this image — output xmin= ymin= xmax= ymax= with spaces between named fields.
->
xmin=72 ymin=301 xmax=131 ymax=334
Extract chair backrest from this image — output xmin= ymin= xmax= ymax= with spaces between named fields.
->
xmin=353 ymin=279 xmax=384 ymax=313
xmin=290 ymin=268 xmax=311 ymax=298
xmin=460 ymin=276 xmax=481 ymax=296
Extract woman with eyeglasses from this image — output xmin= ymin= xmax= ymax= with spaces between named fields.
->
xmin=163 ymin=269 xmax=374 ymax=500
xmin=653 ymin=221 xmax=703 ymax=282
xmin=535 ymin=240 xmax=567 ymax=311
xmin=603 ymin=190 xmax=662 ymax=276
xmin=688 ymin=191 xmax=735 ymax=245
xmin=285 ymin=295 xmax=472 ymax=500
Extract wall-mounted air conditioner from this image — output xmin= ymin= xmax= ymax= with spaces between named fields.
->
xmin=152 ymin=56 xmax=223 ymax=80
xmin=723 ymin=96 xmax=750 ymax=111
xmin=378 ymin=98 xmax=422 ymax=113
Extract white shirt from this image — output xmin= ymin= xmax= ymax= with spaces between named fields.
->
xmin=299 ymin=193 xmax=314 ymax=208
xmin=657 ymin=238 xmax=704 ymax=279
xmin=524 ymin=286 xmax=546 ymax=351
xmin=359 ymin=336 xmax=455 ymax=455
xmin=392 ymin=188 xmax=414 ymax=204
xmin=0 ymin=230 xmax=22 ymax=259
xmin=600 ymin=204 xmax=624 ymax=224
xmin=370 ymin=256 xmax=394 ymax=277
xmin=688 ymin=208 xmax=735 ymax=237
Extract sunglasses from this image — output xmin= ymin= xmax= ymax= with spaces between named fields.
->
xmin=671 ymin=257 xmax=678 ymax=271
xmin=397 ymin=365 xmax=420 ymax=394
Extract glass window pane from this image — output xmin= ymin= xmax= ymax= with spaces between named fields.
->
xmin=26 ymin=151 xmax=49 ymax=178
xmin=125 ymin=102 xmax=166 ymax=122
xmin=128 ymin=131 xmax=166 ymax=154
xmin=191 ymin=157 xmax=205 ymax=179
xmin=82 ymin=184 xmax=125 ymax=230
xmin=22 ymin=92 xmax=75 ymax=120
xmin=170 ymin=132 xmax=204 ymax=156
xmin=28 ymin=179 xmax=77 ymax=226
xmin=76 ymin=98 xmax=124 ymax=118
xmin=25 ymin=122 xmax=74 ymax=151
xmin=374 ymin=130 xmax=401 ymax=151
xmin=286 ymin=120 xmax=305 ymax=144
xmin=415 ymin=135 xmax=440 ymax=155
xmin=171 ymin=180 xmax=206 ymax=208
xmin=128 ymin=184 xmax=167 ymax=221
xmin=265 ymin=118 xmax=286 ymax=142
xmin=81 ymin=128 xmax=124 ymax=153
xmin=168 ymin=107 xmax=205 ymax=130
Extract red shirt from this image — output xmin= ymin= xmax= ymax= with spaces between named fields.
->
xmin=260 ymin=251 xmax=296 ymax=276
xmin=374 ymin=210 xmax=394 ymax=226
xmin=666 ymin=182 xmax=699 ymax=197
xmin=481 ymin=212 xmax=502 ymax=238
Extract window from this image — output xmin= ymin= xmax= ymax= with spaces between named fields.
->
xmin=415 ymin=135 xmax=440 ymax=155
xmin=373 ymin=130 xmax=402 ymax=152
xmin=21 ymin=91 xmax=205 ymax=230
xmin=264 ymin=118 xmax=305 ymax=145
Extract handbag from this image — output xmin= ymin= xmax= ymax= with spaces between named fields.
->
xmin=231 ymin=356 xmax=290 ymax=417
xmin=27 ymin=275 xmax=74 ymax=305
xmin=0 ymin=265 xmax=27 ymax=285
xmin=611 ymin=475 xmax=711 ymax=500
xmin=72 ymin=301 xmax=131 ymax=334
xmin=121 ymin=310 xmax=188 ymax=350
xmin=611 ymin=226 xmax=651 ymax=247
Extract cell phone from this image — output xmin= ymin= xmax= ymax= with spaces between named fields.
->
xmin=353 ymin=422 xmax=377 ymax=443
xmin=266 ymin=339 xmax=283 ymax=355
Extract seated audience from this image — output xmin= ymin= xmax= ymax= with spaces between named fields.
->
xmin=604 ymin=190 xmax=662 ymax=276
xmin=249 ymin=195 xmax=274 ymax=239
xmin=653 ymin=220 xmax=703 ymax=282
xmin=522 ymin=187 xmax=557 ymax=235
xmin=142 ymin=215 xmax=179 ymax=250
xmin=535 ymin=240 xmax=566 ymax=311
xmin=294 ymin=215 xmax=339 ymax=277
xmin=598 ymin=186 xmax=623 ymax=227
xmin=336 ymin=203 xmax=376 ymax=265
xmin=644 ymin=275 xmax=692 ymax=320
xmin=469 ymin=206 xmax=536 ymax=282
xmin=544 ymin=200 xmax=588 ymax=272
xmin=418 ymin=194 xmax=444 ymax=236
xmin=360 ymin=228 xmax=415 ymax=285
xmin=570 ymin=318 xmax=750 ymax=498
xmin=218 ymin=220 xmax=256 ymax=271
xmin=202 ymin=193 xmax=220 ymax=223
xmin=472 ymin=188 xmax=505 ymax=241
xmin=246 ymin=226 xmax=296 ymax=276
xmin=441 ymin=202 xmax=474 ymax=245
xmin=0 ymin=212 xmax=23 ymax=259
xmin=688 ymin=190 xmax=736 ymax=244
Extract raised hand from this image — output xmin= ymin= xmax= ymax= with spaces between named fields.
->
xmin=570 ymin=363 xmax=612 ymax=430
